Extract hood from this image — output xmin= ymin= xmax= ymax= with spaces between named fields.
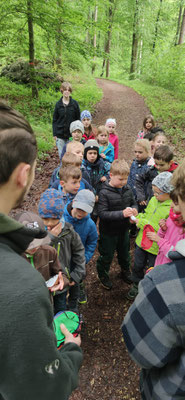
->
xmin=0 ymin=213 xmax=47 ymax=254
xmin=64 ymin=204 xmax=89 ymax=224
xmin=168 ymin=239 xmax=185 ymax=260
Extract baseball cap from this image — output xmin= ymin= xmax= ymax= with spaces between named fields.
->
xmin=15 ymin=211 xmax=50 ymax=250
xmin=72 ymin=189 xmax=95 ymax=214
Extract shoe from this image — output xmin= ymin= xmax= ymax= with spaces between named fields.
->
xmin=98 ymin=276 xmax=112 ymax=290
xmin=120 ymin=269 xmax=133 ymax=284
xmin=78 ymin=282 xmax=87 ymax=304
xmin=126 ymin=283 xmax=138 ymax=300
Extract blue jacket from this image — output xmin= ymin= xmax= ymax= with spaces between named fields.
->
xmin=82 ymin=158 xmax=110 ymax=194
xmin=99 ymin=142 xmax=114 ymax=163
xmin=64 ymin=204 xmax=98 ymax=264
xmin=127 ymin=158 xmax=150 ymax=199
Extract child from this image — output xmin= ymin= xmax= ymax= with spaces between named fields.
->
xmin=66 ymin=141 xmax=84 ymax=162
xmin=151 ymin=131 xmax=167 ymax=157
xmin=60 ymin=120 xmax=86 ymax=159
xmin=57 ymin=166 xmax=82 ymax=206
xmin=127 ymin=139 xmax=151 ymax=201
xmin=96 ymin=125 xmax=114 ymax=163
xmin=105 ymin=118 xmax=119 ymax=159
xmin=97 ymin=159 xmax=138 ymax=289
xmin=135 ymin=145 xmax=178 ymax=207
xmin=52 ymin=81 xmax=80 ymax=158
xmin=137 ymin=114 xmax=155 ymax=139
xmin=15 ymin=211 xmax=69 ymax=297
xmin=127 ymin=172 xmax=173 ymax=299
xmin=64 ymin=189 xmax=98 ymax=303
xmin=148 ymin=189 xmax=185 ymax=267
xmin=80 ymin=110 xmax=96 ymax=141
xmin=38 ymin=188 xmax=86 ymax=314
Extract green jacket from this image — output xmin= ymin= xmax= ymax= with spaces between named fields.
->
xmin=136 ymin=197 xmax=172 ymax=255
xmin=0 ymin=213 xmax=83 ymax=400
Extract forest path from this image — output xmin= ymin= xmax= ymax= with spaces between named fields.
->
xmin=94 ymin=78 xmax=150 ymax=162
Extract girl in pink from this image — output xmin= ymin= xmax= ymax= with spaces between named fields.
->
xmin=137 ymin=114 xmax=155 ymax=139
xmin=105 ymin=118 xmax=119 ymax=159
xmin=148 ymin=190 xmax=185 ymax=267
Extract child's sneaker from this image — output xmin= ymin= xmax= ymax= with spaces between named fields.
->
xmin=127 ymin=283 xmax=138 ymax=300
xmin=99 ymin=276 xmax=112 ymax=290
xmin=78 ymin=282 xmax=87 ymax=304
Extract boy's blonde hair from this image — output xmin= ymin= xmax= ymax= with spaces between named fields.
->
xmin=97 ymin=125 xmax=109 ymax=137
xmin=59 ymin=166 xmax=82 ymax=182
xmin=61 ymin=152 xmax=81 ymax=168
xmin=171 ymin=160 xmax=185 ymax=201
xmin=110 ymin=159 xmax=130 ymax=176
xmin=66 ymin=141 xmax=84 ymax=153
xmin=60 ymin=81 xmax=72 ymax=93
xmin=135 ymin=139 xmax=151 ymax=154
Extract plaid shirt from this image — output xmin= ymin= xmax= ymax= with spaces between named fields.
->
xmin=122 ymin=241 xmax=185 ymax=399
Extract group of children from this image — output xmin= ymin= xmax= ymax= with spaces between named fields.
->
xmin=14 ymin=90 xmax=184 ymax=319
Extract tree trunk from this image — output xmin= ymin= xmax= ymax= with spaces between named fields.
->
xmin=27 ymin=0 xmax=38 ymax=98
xmin=91 ymin=5 xmax=98 ymax=74
xmin=55 ymin=0 xmax=63 ymax=67
xmin=178 ymin=7 xmax=185 ymax=44
xmin=175 ymin=1 xmax=183 ymax=46
xmin=152 ymin=0 xmax=162 ymax=52
xmin=105 ymin=2 xmax=113 ymax=78
xmin=129 ymin=0 xmax=139 ymax=80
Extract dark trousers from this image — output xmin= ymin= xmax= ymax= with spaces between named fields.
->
xmin=54 ymin=283 xmax=79 ymax=314
xmin=131 ymin=245 xmax=156 ymax=283
xmin=96 ymin=230 xmax=130 ymax=279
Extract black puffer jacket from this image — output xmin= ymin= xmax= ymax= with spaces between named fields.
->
xmin=135 ymin=166 xmax=158 ymax=203
xmin=98 ymin=182 xmax=137 ymax=235
xmin=52 ymin=97 xmax=80 ymax=139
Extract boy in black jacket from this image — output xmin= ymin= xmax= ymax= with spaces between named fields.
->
xmin=97 ymin=159 xmax=138 ymax=289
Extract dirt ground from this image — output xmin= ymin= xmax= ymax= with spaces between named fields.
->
xmin=13 ymin=79 xmax=153 ymax=399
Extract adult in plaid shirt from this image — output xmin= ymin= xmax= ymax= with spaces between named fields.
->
xmin=122 ymin=160 xmax=185 ymax=399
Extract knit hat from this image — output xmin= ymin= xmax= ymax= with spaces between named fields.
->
xmin=38 ymin=189 xmax=64 ymax=219
xmin=72 ymin=189 xmax=95 ymax=213
xmin=152 ymin=172 xmax=174 ymax=193
xmin=80 ymin=110 xmax=92 ymax=121
xmin=15 ymin=211 xmax=50 ymax=250
xmin=70 ymin=120 xmax=84 ymax=135
xmin=84 ymin=139 xmax=100 ymax=160
xmin=105 ymin=118 xmax=116 ymax=126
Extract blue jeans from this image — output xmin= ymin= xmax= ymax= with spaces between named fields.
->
xmin=56 ymin=138 xmax=67 ymax=159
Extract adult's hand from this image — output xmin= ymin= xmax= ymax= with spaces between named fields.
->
xmin=60 ymin=324 xmax=81 ymax=346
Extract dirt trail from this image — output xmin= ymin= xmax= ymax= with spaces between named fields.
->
xmin=13 ymin=79 xmax=151 ymax=399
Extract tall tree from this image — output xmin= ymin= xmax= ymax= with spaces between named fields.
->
xmin=152 ymin=0 xmax=162 ymax=52
xmin=27 ymin=0 xmax=38 ymax=98
xmin=129 ymin=0 xmax=139 ymax=80
xmin=175 ymin=0 xmax=183 ymax=45
xmin=178 ymin=6 xmax=185 ymax=44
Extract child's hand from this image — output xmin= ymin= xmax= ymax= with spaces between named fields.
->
xmin=146 ymin=232 xmax=160 ymax=242
xmin=100 ymin=153 xmax=106 ymax=159
xmin=159 ymin=219 xmax=167 ymax=231
xmin=60 ymin=324 xmax=81 ymax=346
xmin=132 ymin=208 xmax=138 ymax=216
xmin=100 ymin=176 xmax=106 ymax=182
xmin=50 ymin=222 xmax=62 ymax=237
xmin=123 ymin=207 xmax=134 ymax=218
xmin=139 ymin=200 xmax=147 ymax=206
xmin=49 ymin=271 xmax=64 ymax=292
xmin=69 ymin=280 xmax=75 ymax=287
xmin=95 ymin=195 xmax=99 ymax=202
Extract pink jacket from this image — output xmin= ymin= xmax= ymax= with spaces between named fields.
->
xmin=109 ymin=133 xmax=119 ymax=159
xmin=154 ymin=216 xmax=185 ymax=267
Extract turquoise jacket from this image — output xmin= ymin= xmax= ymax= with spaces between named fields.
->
xmin=136 ymin=196 xmax=172 ymax=255
xmin=99 ymin=142 xmax=114 ymax=163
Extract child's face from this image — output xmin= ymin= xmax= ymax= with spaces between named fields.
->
xmin=134 ymin=145 xmax=149 ymax=162
xmin=109 ymin=173 xmax=128 ymax=188
xmin=72 ymin=130 xmax=82 ymax=142
xmin=72 ymin=208 xmax=88 ymax=220
xmin=42 ymin=218 xmax=60 ymax=231
xmin=178 ymin=196 xmax=185 ymax=221
xmin=171 ymin=200 xmax=181 ymax=214
xmin=145 ymin=119 xmax=153 ymax=131
xmin=97 ymin=132 xmax=109 ymax=145
xmin=154 ymin=159 xmax=171 ymax=172
xmin=106 ymin=123 xmax=116 ymax=134
xmin=86 ymin=150 xmax=98 ymax=163
xmin=82 ymin=118 xmax=91 ymax=128
xmin=61 ymin=177 xmax=81 ymax=194
xmin=71 ymin=149 xmax=84 ymax=162
xmin=153 ymin=135 xmax=167 ymax=150
xmin=152 ymin=185 xmax=170 ymax=202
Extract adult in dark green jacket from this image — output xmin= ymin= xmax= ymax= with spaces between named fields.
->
xmin=0 ymin=102 xmax=83 ymax=400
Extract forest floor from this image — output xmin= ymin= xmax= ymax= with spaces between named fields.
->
xmin=13 ymin=79 xmax=163 ymax=399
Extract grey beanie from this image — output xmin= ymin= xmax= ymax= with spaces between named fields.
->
xmin=152 ymin=172 xmax=174 ymax=193
xmin=72 ymin=189 xmax=95 ymax=214
xmin=70 ymin=120 xmax=84 ymax=135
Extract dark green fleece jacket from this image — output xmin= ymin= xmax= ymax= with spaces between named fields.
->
xmin=0 ymin=213 xmax=83 ymax=400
